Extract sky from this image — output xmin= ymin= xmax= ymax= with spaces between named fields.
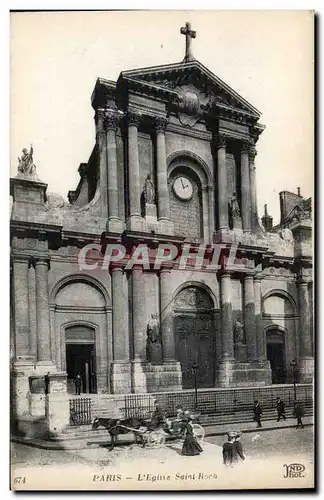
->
xmin=10 ymin=10 xmax=313 ymax=224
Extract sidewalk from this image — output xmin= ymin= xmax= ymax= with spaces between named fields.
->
xmin=11 ymin=415 xmax=313 ymax=450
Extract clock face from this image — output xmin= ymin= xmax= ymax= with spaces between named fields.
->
xmin=172 ymin=176 xmax=193 ymax=201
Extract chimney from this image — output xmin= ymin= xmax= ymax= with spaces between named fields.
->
xmin=261 ymin=203 xmax=273 ymax=232
xmin=297 ymin=187 xmax=301 ymax=197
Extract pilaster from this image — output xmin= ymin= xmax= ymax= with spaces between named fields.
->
xmin=241 ymin=141 xmax=252 ymax=232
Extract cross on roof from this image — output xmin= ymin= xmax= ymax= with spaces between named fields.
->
xmin=180 ymin=22 xmax=196 ymax=63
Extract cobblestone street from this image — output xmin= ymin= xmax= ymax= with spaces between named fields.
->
xmin=11 ymin=426 xmax=313 ymax=469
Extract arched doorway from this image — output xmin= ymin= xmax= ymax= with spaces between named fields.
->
xmin=65 ymin=325 xmax=97 ymax=394
xmin=173 ymin=286 xmax=215 ymax=389
xmin=266 ymin=328 xmax=286 ymax=384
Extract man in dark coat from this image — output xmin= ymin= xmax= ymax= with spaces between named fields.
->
xmin=148 ymin=401 xmax=165 ymax=430
xmin=293 ymin=401 xmax=304 ymax=429
xmin=74 ymin=373 xmax=81 ymax=395
xmin=276 ymin=397 xmax=286 ymax=421
xmin=253 ymin=400 xmax=262 ymax=427
xmin=44 ymin=372 xmax=50 ymax=395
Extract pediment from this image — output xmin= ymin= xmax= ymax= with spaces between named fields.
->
xmin=120 ymin=60 xmax=261 ymax=118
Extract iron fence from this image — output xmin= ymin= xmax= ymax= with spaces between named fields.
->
xmin=124 ymin=394 xmax=155 ymax=419
xmin=124 ymin=384 xmax=313 ymax=419
xmin=69 ymin=397 xmax=92 ymax=426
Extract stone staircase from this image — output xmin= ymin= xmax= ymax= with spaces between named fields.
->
xmin=49 ymin=401 xmax=313 ymax=444
xmin=198 ymin=403 xmax=313 ymax=426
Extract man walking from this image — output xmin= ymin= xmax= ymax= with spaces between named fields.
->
xmin=233 ymin=432 xmax=245 ymax=463
xmin=293 ymin=401 xmax=304 ymax=429
xmin=253 ymin=400 xmax=262 ymax=428
xmin=276 ymin=397 xmax=286 ymax=421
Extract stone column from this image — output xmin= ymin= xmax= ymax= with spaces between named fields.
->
xmin=297 ymin=280 xmax=314 ymax=381
xmin=111 ymin=266 xmax=129 ymax=362
xmin=35 ymin=259 xmax=52 ymax=363
xmin=132 ymin=265 xmax=146 ymax=361
xmin=159 ymin=267 xmax=175 ymax=361
xmin=12 ymin=257 xmax=30 ymax=358
xmin=249 ymin=145 xmax=258 ymax=229
xmin=208 ymin=185 xmax=215 ymax=241
xmin=254 ymin=276 xmax=264 ymax=361
xmin=217 ymin=272 xmax=235 ymax=387
xmin=131 ymin=265 xmax=147 ymax=393
xmin=244 ymin=275 xmax=257 ymax=361
xmin=155 ymin=117 xmax=170 ymax=221
xmin=214 ymin=134 xmax=229 ymax=229
xmin=28 ymin=260 xmax=37 ymax=359
xmin=220 ymin=273 xmax=234 ymax=360
xmin=106 ymin=111 xmax=121 ymax=228
xmin=127 ymin=111 xmax=141 ymax=219
xmin=241 ymin=141 xmax=252 ymax=231
xmin=110 ymin=265 xmax=131 ymax=393
xmin=95 ymin=108 xmax=108 ymax=217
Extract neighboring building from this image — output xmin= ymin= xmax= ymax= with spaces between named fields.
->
xmin=10 ymin=23 xmax=313 ymax=420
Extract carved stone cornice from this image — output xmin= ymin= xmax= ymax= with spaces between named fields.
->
xmin=125 ymin=110 xmax=142 ymax=127
xmin=154 ymin=116 xmax=168 ymax=134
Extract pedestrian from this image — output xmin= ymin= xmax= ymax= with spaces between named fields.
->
xmin=222 ymin=431 xmax=237 ymax=467
xmin=44 ymin=372 xmax=50 ymax=395
xmin=293 ymin=401 xmax=304 ymax=429
xmin=233 ymin=432 xmax=245 ymax=463
xmin=181 ymin=415 xmax=203 ymax=456
xmin=276 ymin=397 xmax=286 ymax=421
xmin=74 ymin=373 xmax=81 ymax=395
xmin=148 ymin=400 xmax=165 ymax=430
xmin=253 ymin=400 xmax=262 ymax=427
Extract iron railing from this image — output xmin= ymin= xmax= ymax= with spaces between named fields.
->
xmin=123 ymin=384 xmax=313 ymax=419
xmin=69 ymin=397 xmax=92 ymax=426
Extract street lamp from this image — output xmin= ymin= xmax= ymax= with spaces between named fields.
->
xmin=192 ymin=362 xmax=199 ymax=410
xmin=290 ymin=359 xmax=298 ymax=402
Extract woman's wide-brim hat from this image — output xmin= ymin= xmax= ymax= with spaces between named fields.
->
xmin=227 ymin=430 xmax=241 ymax=438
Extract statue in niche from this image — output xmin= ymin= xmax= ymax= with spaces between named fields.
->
xmin=143 ymin=174 xmax=155 ymax=204
xmin=18 ymin=145 xmax=36 ymax=175
xmin=147 ymin=313 xmax=161 ymax=344
xmin=230 ymin=192 xmax=241 ymax=228
xmin=234 ymin=316 xmax=245 ymax=344
xmin=146 ymin=313 xmax=162 ymax=363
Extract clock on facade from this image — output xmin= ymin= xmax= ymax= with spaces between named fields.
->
xmin=172 ymin=176 xmax=194 ymax=200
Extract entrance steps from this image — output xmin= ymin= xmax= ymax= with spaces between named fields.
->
xmin=48 ymin=402 xmax=313 ymax=443
xmin=198 ymin=403 xmax=313 ymax=426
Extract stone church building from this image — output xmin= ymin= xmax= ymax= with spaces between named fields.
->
xmin=10 ymin=23 xmax=313 ymax=421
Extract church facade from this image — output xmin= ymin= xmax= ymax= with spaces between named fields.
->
xmin=10 ymin=24 xmax=313 ymax=418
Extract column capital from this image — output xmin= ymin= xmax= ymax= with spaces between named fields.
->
xmin=297 ymin=278 xmax=310 ymax=287
xmin=110 ymin=262 xmax=125 ymax=273
xmin=220 ymin=271 xmax=231 ymax=279
xmin=254 ymin=274 xmax=262 ymax=283
xmin=159 ymin=266 xmax=172 ymax=275
xmin=244 ymin=273 xmax=254 ymax=281
xmin=241 ymin=140 xmax=252 ymax=153
xmin=94 ymin=107 xmax=106 ymax=126
xmin=248 ymin=146 xmax=257 ymax=161
xmin=126 ymin=110 xmax=142 ymax=127
xmin=105 ymin=112 xmax=119 ymax=131
xmin=212 ymin=133 xmax=227 ymax=150
xmin=34 ymin=257 xmax=50 ymax=268
xmin=155 ymin=116 xmax=168 ymax=134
